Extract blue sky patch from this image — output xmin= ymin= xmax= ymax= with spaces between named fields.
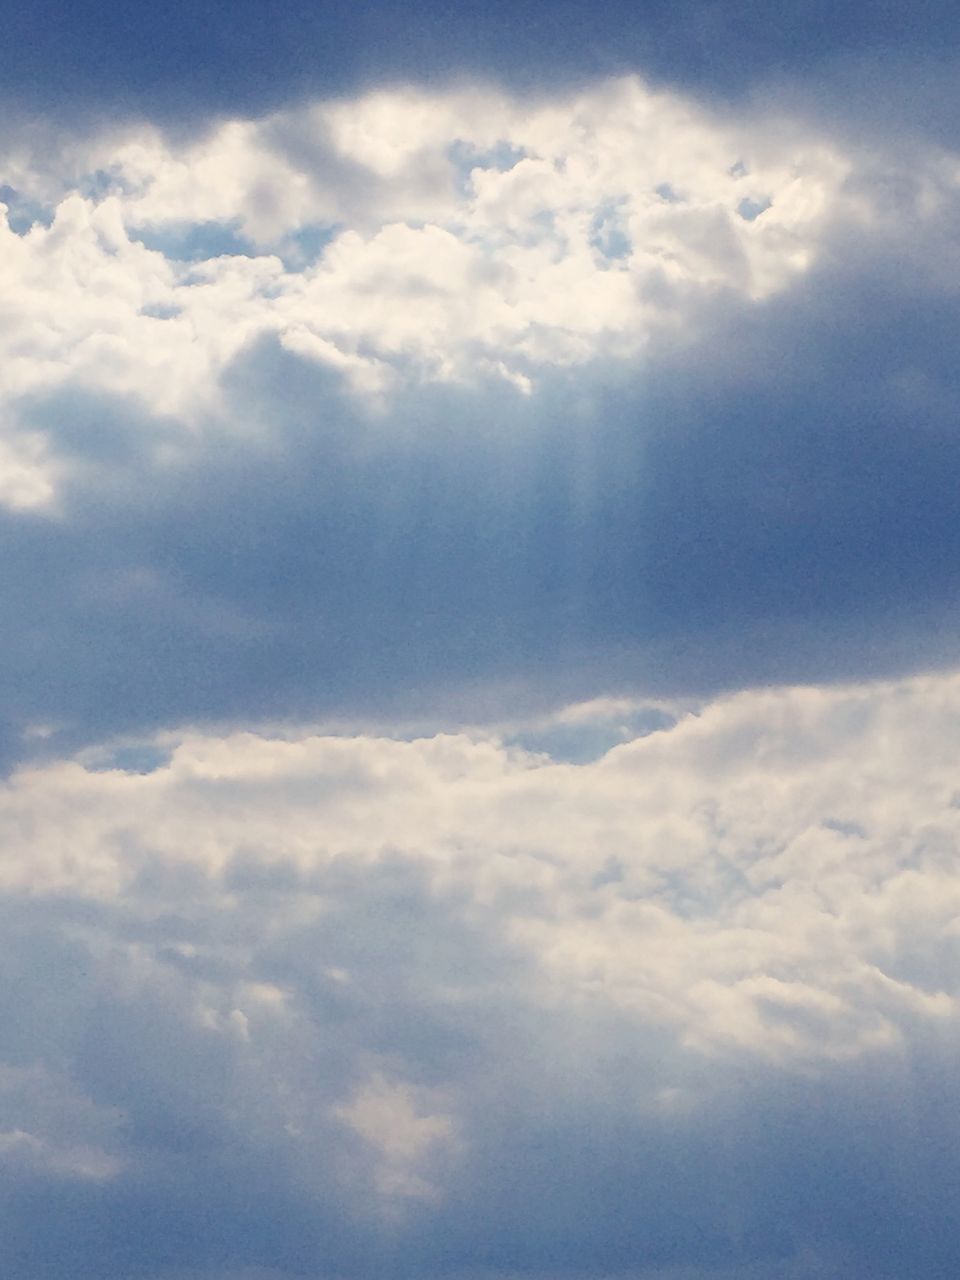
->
xmin=130 ymin=219 xmax=257 ymax=262
xmin=0 ymin=185 xmax=54 ymax=234
xmin=737 ymin=195 xmax=773 ymax=221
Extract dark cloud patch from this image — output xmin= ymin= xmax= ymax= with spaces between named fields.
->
xmin=1 ymin=0 xmax=959 ymax=129
xmin=1 ymin=217 xmax=959 ymax=760
xmin=2 ymin=875 xmax=960 ymax=1280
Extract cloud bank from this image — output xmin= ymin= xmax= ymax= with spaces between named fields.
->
xmin=0 ymin=77 xmax=958 ymax=760
xmin=4 ymin=671 xmax=960 ymax=1278
xmin=0 ymin=79 xmax=844 ymax=458
xmin=4 ymin=24 xmax=960 ymax=1277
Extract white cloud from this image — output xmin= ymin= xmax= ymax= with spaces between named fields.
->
xmin=1 ymin=668 xmax=959 ymax=1272
xmin=0 ymin=76 xmax=860 ymax=508
xmin=337 ymin=1072 xmax=457 ymax=1200
xmin=6 ymin=669 xmax=960 ymax=1062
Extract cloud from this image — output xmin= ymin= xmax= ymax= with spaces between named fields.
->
xmin=4 ymin=11 xmax=960 ymax=1280
xmin=0 ymin=1065 xmax=123 ymax=1183
xmin=0 ymin=75 xmax=956 ymax=756
xmin=0 ymin=76 xmax=847 ymax=464
xmin=2 ymin=670 xmax=960 ymax=1277
xmin=2 ymin=0 xmax=959 ymax=128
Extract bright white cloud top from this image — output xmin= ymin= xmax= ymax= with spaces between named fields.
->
xmin=0 ymin=78 xmax=853 ymax=505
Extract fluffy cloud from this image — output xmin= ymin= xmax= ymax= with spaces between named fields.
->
xmin=4 ymin=7 xmax=960 ymax=1280
xmin=0 ymin=77 xmax=851 ymax=504
xmin=0 ymin=74 xmax=957 ymax=756
xmin=3 ymin=671 xmax=960 ymax=1276
xmin=13 ymin=670 xmax=960 ymax=1059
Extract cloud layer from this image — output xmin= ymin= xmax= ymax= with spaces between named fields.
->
xmin=0 ymin=77 xmax=958 ymax=761
xmin=4 ymin=8 xmax=960 ymax=1278
xmin=4 ymin=671 xmax=960 ymax=1278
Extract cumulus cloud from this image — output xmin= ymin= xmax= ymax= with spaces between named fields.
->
xmin=0 ymin=76 xmax=852 ymax=506
xmin=3 ymin=671 xmax=960 ymax=1276
xmin=3 ymin=7 xmax=960 ymax=1280
xmin=14 ymin=670 xmax=960 ymax=1061
xmin=0 ymin=73 xmax=956 ymax=755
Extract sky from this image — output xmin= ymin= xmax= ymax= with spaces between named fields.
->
xmin=3 ymin=2 xmax=960 ymax=1277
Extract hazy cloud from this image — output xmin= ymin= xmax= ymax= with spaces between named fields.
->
xmin=2 ymin=672 xmax=960 ymax=1276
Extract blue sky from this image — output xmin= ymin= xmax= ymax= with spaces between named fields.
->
xmin=3 ymin=3 xmax=960 ymax=1278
